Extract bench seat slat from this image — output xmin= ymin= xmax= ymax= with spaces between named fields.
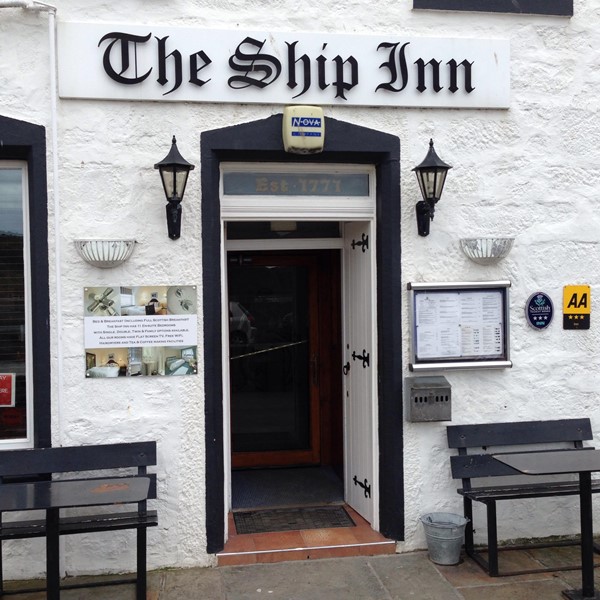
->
xmin=37 ymin=474 xmax=159 ymax=501
xmin=0 ymin=510 xmax=159 ymax=540
xmin=458 ymin=480 xmax=600 ymax=502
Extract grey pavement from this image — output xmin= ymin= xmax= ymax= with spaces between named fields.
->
xmin=4 ymin=547 xmax=599 ymax=599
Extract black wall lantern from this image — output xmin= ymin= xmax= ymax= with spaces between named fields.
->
xmin=154 ymin=135 xmax=195 ymax=240
xmin=412 ymin=139 xmax=452 ymax=237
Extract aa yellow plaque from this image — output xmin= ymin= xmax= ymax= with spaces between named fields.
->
xmin=563 ymin=285 xmax=591 ymax=329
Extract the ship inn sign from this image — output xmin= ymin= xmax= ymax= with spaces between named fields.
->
xmin=57 ymin=23 xmax=510 ymax=109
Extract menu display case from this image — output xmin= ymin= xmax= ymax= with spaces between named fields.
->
xmin=408 ymin=281 xmax=512 ymax=371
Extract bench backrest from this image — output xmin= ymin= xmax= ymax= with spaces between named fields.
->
xmin=447 ymin=418 xmax=592 ymax=483
xmin=0 ymin=441 xmax=157 ymax=499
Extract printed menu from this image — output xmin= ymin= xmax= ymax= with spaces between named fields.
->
xmin=414 ymin=290 xmax=504 ymax=360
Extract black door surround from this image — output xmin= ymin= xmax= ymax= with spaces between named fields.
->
xmin=201 ymin=114 xmax=403 ymax=552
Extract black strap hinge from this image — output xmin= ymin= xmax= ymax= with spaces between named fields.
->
xmin=351 ymin=233 xmax=369 ymax=253
xmin=352 ymin=350 xmax=370 ymax=368
xmin=353 ymin=475 xmax=371 ymax=498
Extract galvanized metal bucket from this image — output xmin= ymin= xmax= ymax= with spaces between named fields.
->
xmin=420 ymin=512 xmax=469 ymax=565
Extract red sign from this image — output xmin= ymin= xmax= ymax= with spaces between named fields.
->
xmin=0 ymin=374 xmax=15 ymax=407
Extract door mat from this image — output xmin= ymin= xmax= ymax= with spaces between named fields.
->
xmin=234 ymin=505 xmax=355 ymax=535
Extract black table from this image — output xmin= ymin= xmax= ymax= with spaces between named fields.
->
xmin=493 ymin=449 xmax=600 ymax=600
xmin=0 ymin=476 xmax=150 ymax=600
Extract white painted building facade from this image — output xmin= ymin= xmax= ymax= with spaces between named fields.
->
xmin=0 ymin=0 xmax=597 ymax=580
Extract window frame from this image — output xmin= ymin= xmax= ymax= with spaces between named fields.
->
xmin=0 ymin=114 xmax=50 ymax=449
xmin=413 ymin=0 xmax=573 ymax=17
xmin=0 ymin=162 xmax=34 ymax=447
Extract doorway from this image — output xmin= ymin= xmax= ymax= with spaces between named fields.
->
xmin=228 ymin=250 xmax=344 ymax=508
xmin=201 ymin=115 xmax=403 ymax=554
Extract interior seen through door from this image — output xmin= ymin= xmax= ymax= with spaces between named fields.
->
xmin=228 ymin=254 xmax=318 ymax=468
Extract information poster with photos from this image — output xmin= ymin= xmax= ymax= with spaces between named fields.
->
xmin=83 ymin=285 xmax=197 ymax=378
xmin=408 ymin=281 xmax=512 ymax=371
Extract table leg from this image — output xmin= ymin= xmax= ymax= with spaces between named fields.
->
xmin=46 ymin=507 xmax=60 ymax=600
xmin=562 ymin=471 xmax=600 ymax=600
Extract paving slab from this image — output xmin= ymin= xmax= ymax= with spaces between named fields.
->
xmin=368 ymin=553 xmax=462 ymax=599
xmin=221 ymin=557 xmax=391 ymax=600
xmin=161 ymin=567 xmax=225 ymax=600
xmin=434 ymin=549 xmax=556 ymax=587
xmin=457 ymin=578 xmax=571 ymax=600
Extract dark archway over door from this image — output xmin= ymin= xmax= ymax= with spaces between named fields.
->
xmin=201 ymin=115 xmax=402 ymax=553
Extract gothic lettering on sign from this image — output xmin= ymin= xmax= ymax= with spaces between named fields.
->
xmin=156 ymin=36 xmax=182 ymax=95
xmin=189 ymin=50 xmax=212 ymax=88
xmin=99 ymin=31 xmax=153 ymax=85
xmin=376 ymin=42 xmax=410 ymax=92
xmin=228 ymin=37 xmax=282 ymax=89
xmin=415 ymin=58 xmax=443 ymax=93
xmin=332 ymin=53 xmax=359 ymax=99
xmin=286 ymin=41 xmax=359 ymax=100
xmin=377 ymin=41 xmax=475 ymax=95
xmin=98 ymin=31 xmax=476 ymax=100
xmin=228 ymin=38 xmax=359 ymax=99
xmin=287 ymin=41 xmax=311 ymax=98
xmin=447 ymin=59 xmax=475 ymax=93
xmin=100 ymin=32 xmax=212 ymax=96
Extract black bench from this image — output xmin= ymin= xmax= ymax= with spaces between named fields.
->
xmin=447 ymin=418 xmax=599 ymax=577
xmin=0 ymin=441 xmax=157 ymax=598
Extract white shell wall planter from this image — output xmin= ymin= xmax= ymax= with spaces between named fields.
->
xmin=459 ymin=238 xmax=514 ymax=265
xmin=74 ymin=240 xmax=137 ymax=268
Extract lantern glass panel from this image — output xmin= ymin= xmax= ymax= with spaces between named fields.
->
xmin=174 ymin=169 xmax=189 ymax=198
xmin=160 ymin=169 xmax=174 ymax=198
xmin=416 ymin=173 xmax=426 ymax=200
xmin=416 ymin=169 xmax=448 ymax=201
xmin=423 ymin=170 xmax=437 ymax=199
xmin=160 ymin=168 xmax=189 ymax=199
xmin=434 ymin=170 xmax=447 ymax=199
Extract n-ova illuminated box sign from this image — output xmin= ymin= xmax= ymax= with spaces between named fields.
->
xmin=283 ymin=106 xmax=325 ymax=153
xmin=57 ymin=23 xmax=510 ymax=109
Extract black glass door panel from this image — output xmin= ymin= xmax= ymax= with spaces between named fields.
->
xmin=229 ymin=254 xmax=319 ymax=468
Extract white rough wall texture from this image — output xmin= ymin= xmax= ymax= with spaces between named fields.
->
xmin=0 ymin=0 xmax=598 ymax=577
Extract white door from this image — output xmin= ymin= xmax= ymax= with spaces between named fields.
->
xmin=343 ymin=221 xmax=377 ymax=524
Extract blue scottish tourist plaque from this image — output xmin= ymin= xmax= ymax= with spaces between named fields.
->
xmin=525 ymin=292 xmax=554 ymax=330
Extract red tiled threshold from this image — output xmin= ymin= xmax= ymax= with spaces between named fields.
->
xmin=217 ymin=505 xmax=396 ymax=566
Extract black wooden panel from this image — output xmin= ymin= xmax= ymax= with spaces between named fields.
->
xmin=49 ymin=473 xmax=159 ymax=500
xmin=0 ymin=442 xmax=157 ymax=477
xmin=450 ymin=454 xmax=522 ymax=479
xmin=413 ymin=0 xmax=573 ymax=16
xmin=459 ymin=481 xmax=600 ymax=501
xmin=57 ymin=511 xmax=159 ymax=535
xmin=447 ymin=419 xmax=591 ymax=449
